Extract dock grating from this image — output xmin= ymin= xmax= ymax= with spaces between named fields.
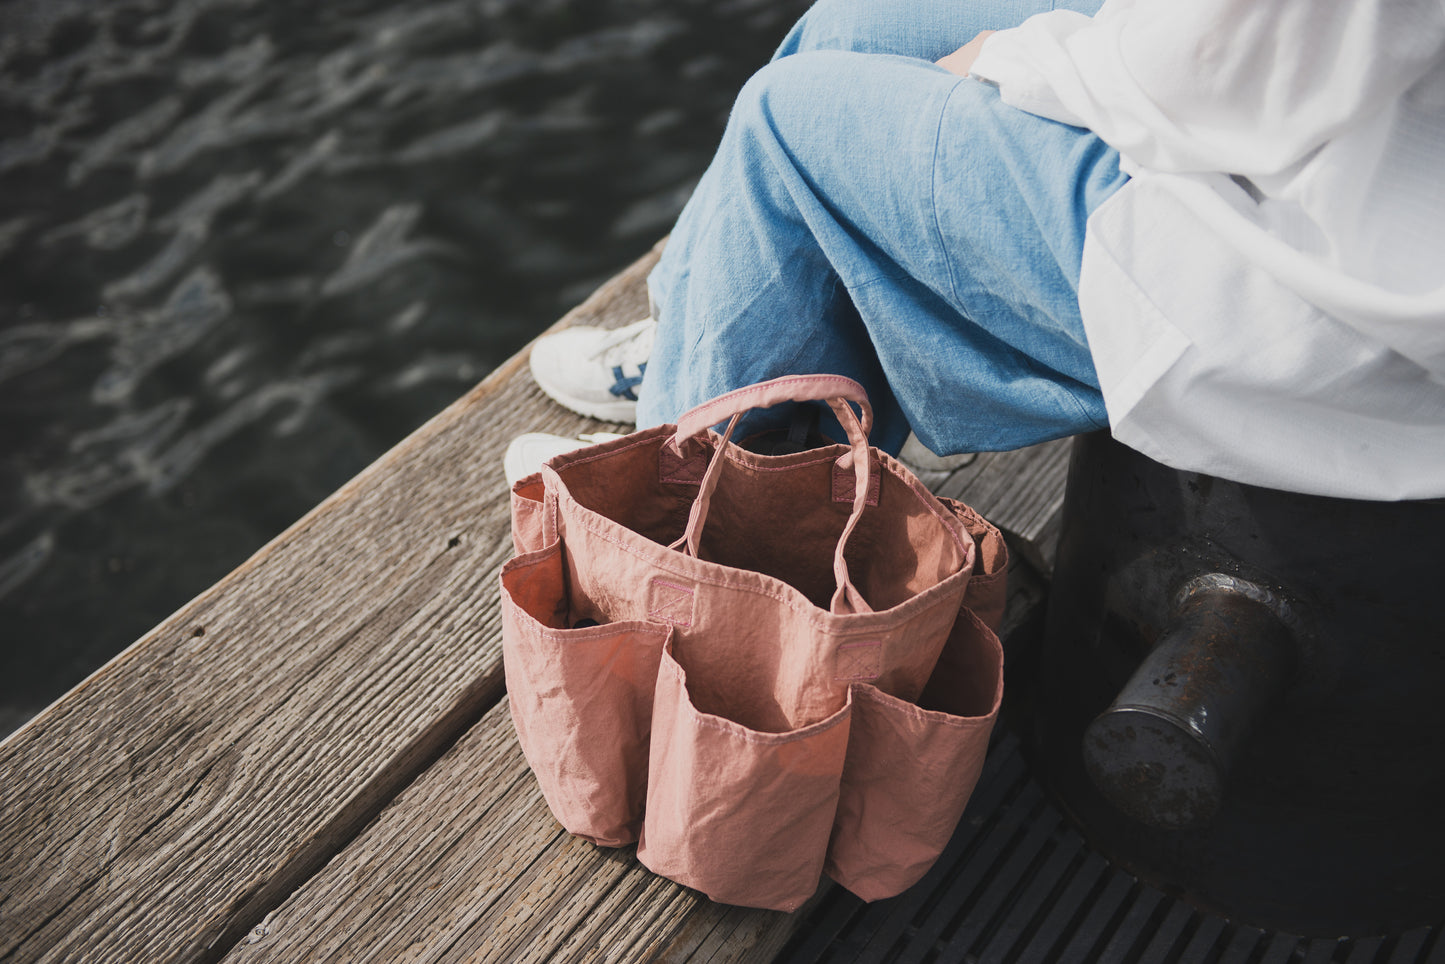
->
xmin=774 ymin=731 xmax=1440 ymax=964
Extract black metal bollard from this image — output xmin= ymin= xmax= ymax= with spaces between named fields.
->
xmin=1035 ymin=431 xmax=1445 ymax=937
xmin=1083 ymin=584 xmax=1294 ymax=829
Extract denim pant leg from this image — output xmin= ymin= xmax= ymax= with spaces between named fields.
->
xmin=773 ymin=0 xmax=1102 ymax=61
xmin=639 ymin=0 xmax=1124 ymax=455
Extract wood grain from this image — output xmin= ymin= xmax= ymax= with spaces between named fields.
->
xmin=934 ymin=438 xmax=1073 ymax=574
xmin=214 ymin=551 xmax=1049 ymax=964
xmin=0 ymin=246 xmax=658 ymax=964
xmin=216 ymin=632 xmax=935 ymax=963
xmin=1 ymin=235 xmax=1073 ymax=964
xmin=208 ymin=457 xmax=1063 ymax=964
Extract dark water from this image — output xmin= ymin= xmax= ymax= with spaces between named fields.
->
xmin=0 ymin=0 xmax=810 ymax=736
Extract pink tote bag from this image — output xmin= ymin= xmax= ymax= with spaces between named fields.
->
xmin=502 ymin=375 xmax=1006 ymax=911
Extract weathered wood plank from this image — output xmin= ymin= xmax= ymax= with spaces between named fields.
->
xmin=934 ymin=438 xmax=1073 ymax=574
xmin=212 ymin=562 xmax=1051 ymax=964
xmin=668 ymin=902 xmax=822 ymax=964
xmin=0 ymin=246 xmax=660 ymax=964
xmin=212 ymin=539 xmax=1054 ymax=964
xmin=220 ymin=688 xmax=807 ymax=963
xmin=1 ymin=232 xmax=1073 ymax=964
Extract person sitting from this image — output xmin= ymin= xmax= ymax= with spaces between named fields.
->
xmin=512 ymin=0 xmax=1445 ymax=501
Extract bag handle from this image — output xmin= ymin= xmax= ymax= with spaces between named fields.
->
xmin=667 ymin=375 xmax=875 ymax=615
xmin=673 ymin=374 xmax=873 ymax=443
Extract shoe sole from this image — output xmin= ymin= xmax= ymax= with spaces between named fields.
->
xmin=529 ymin=358 xmax=641 ymax=423
xmin=505 ymin=434 xmax=581 ymax=486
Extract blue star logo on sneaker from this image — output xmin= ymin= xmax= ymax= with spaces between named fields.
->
xmin=529 ymin=318 xmax=656 ymax=423
xmin=609 ymin=361 xmax=647 ymax=401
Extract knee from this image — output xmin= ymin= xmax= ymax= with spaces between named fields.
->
xmin=734 ymin=58 xmax=789 ymax=127
xmin=731 ymin=54 xmax=828 ymax=138
xmin=774 ymin=0 xmax=918 ymax=58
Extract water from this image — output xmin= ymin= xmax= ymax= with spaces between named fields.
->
xmin=0 ymin=0 xmax=810 ymax=736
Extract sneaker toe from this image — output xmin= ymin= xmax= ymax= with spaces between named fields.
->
xmin=527 ymin=324 xmax=647 ymax=422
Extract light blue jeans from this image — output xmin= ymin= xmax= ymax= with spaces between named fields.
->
xmin=637 ymin=0 xmax=1126 ymax=455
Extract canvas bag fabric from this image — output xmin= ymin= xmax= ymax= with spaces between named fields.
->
xmin=501 ymin=374 xmax=1007 ymax=911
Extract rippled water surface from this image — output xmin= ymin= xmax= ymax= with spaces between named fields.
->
xmin=0 ymin=0 xmax=810 ymax=735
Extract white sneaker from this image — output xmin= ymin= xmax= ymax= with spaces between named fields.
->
xmin=528 ymin=318 xmax=656 ymax=422
xmin=504 ymin=432 xmax=626 ymax=486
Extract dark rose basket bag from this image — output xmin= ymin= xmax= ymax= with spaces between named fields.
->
xmin=502 ymin=374 xmax=1006 ymax=911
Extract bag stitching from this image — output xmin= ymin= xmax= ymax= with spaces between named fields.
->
xmin=727 ymin=453 xmax=846 ymax=472
xmin=831 ymin=463 xmax=882 ymax=506
xmin=688 ymin=707 xmax=850 ymax=744
xmin=679 ymin=377 xmax=865 ymax=433
xmin=834 ymin=639 xmax=882 ymax=681
xmin=661 ymin=449 xmax=843 ymax=485
xmin=661 ymin=655 xmax=853 ymax=745
xmin=500 ymin=578 xmax=670 ymax=644
xmin=851 ymin=677 xmax=999 ymax=728
xmin=551 ymin=431 xmax=663 ymax=470
xmin=564 ymin=500 xmax=972 ymax=628
xmin=848 ymin=608 xmax=1005 ymax=726
xmin=548 ymin=487 xmax=558 ymax=544
xmin=663 ymin=452 xmax=835 ymax=481
xmin=545 ymin=418 xmax=968 ymax=557
xmin=648 ymin=578 xmax=695 ymax=627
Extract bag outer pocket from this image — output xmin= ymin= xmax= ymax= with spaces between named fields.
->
xmin=501 ymin=544 xmax=671 ymax=847
xmin=824 ymin=605 xmax=1004 ymax=900
xmin=510 ymin=474 xmax=549 ymax=555
xmin=943 ymin=497 xmax=1009 ymax=631
xmin=638 ymin=643 xmax=852 ymax=912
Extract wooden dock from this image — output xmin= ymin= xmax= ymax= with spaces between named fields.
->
xmin=0 ymin=242 xmax=1073 ymax=964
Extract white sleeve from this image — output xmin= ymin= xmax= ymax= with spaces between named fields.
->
xmin=968 ymin=0 xmax=1445 ymax=176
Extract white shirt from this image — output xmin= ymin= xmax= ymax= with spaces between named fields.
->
xmin=970 ymin=0 xmax=1445 ymax=499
